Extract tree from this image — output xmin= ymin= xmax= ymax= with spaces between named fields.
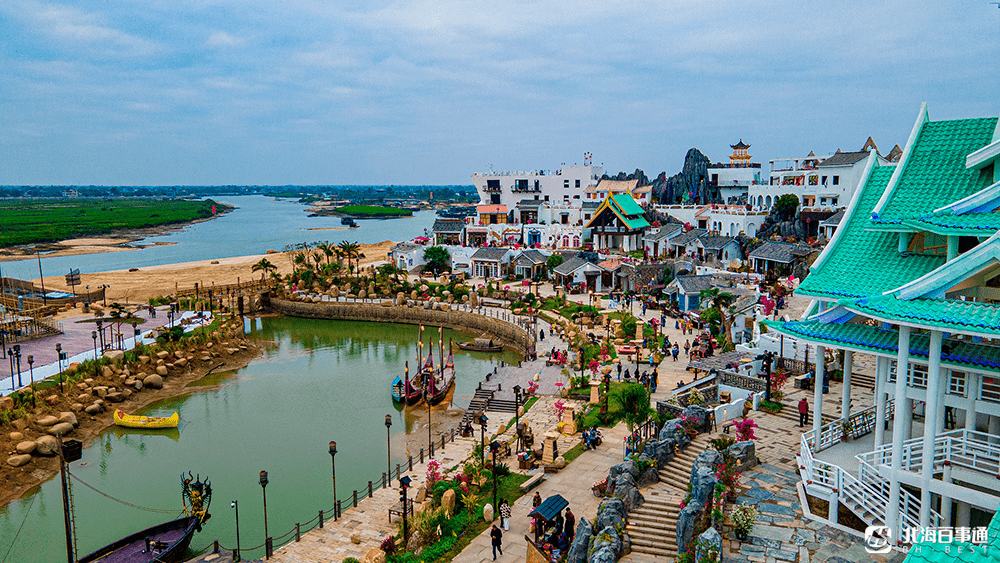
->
xmin=773 ymin=194 xmax=799 ymax=220
xmin=423 ymin=246 xmax=451 ymax=275
xmin=699 ymin=288 xmax=735 ymax=351
xmin=252 ymin=258 xmax=277 ymax=281
xmin=339 ymin=241 xmax=361 ymax=273
xmin=317 ymin=241 xmax=335 ymax=265
xmin=546 ymin=254 xmax=564 ymax=277
xmin=610 ymin=383 xmax=654 ymax=433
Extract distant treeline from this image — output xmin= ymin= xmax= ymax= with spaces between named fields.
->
xmin=0 ymin=199 xmax=229 ymax=247
xmin=0 ymin=185 xmax=477 ymax=200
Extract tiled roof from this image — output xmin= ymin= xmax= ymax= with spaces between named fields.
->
xmin=470 ymin=248 xmax=510 ymax=261
xmin=767 ymin=320 xmax=1000 ymax=374
xmin=672 ymin=275 xmax=715 ymax=294
xmin=581 ymin=201 xmax=601 ymax=209
xmin=594 ymin=179 xmax=638 ymax=193
xmin=796 ymin=166 xmax=945 ymax=300
xmin=476 ymin=205 xmax=508 ymax=213
xmin=697 ymin=235 xmax=736 ymax=250
xmin=670 ymin=229 xmax=705 ymax=246
xmin=819 ymin=208 xmax=845 ymax=226
xmin=873 ymin=117 xmax=997 ymax=226
xmin=610 ymin=194 xmax=647 ymax=216
xmin=515 ymin=199 xmax=542 ymax=209
xmin=819 ymin=151 xmax=870 ymax=167
xmin=644 ymin=224 xmax=683 ymax=241
xmin=553 ymin=256 xmax=601 ymax=276
xmin=597 ymin=259 xmax=623 ymax=270
xmin=432 ymin=219 xmax=465 ymax=233
xmin=747 ymin=241 xmax=803 ymax=264
xmin=848 ymin=296 xmax=1000 ymax=335
xmin=390 ymin=242 xmax=422 ymax=253
xmin=516 ymin=249 xmax=547 ymax=264
xmin=904 ymin=210 xmax=1000 ymax=236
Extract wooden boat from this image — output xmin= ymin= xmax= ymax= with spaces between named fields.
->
xmin=457 ymin=337 xmax=503 ymax=353
xmin=114 ymin=410 xmax=179 ymax=429
xmin=392 ymin=374 xmax=424 ymax=405
xmin=78 ymin=473 xmax=211 ymax=563
xmin=425 ymin=353 xmax=455 ymax=406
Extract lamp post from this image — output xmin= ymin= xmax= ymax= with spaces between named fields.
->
xmin=489 ymin=441 xmax=499 ymax=516
xmin=12 ymin=345 xmax=21 ymax=388
xmin=399 ymin=475 xmax=412 ymax=547
xmin=91 ymin=331 xmax=98 ymax=378
xmin=55 ymin=343 xmax=64 ymax=393
xmin=478 ymin=414 xmax=488 ymax=459
xmin=385 ymin=414 xmax=393 ymax=484
xmin=512 ymin=385 xmax=522 ymax=453
xmin=329 ymin=441 xmax=338 ymax=519
xmin=426 ymin=384 xmax=433 ymax=459
xmin=27 ymin=355 xmax=34 ymax=406
xmin=231 ymin=500 xmax=242 ymax=562
xmin=259 ymin=470 xmax=269 ymax=559
xmin=7 ymin=348 xmax=13 ymax=394
xmin=167 ymin=309 xmax=175 ymax=329
xmin=96 ymin=320 xmax=104 ymax=352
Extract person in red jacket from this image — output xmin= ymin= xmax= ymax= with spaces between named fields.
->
xmin=798 ymin=398 xmax=809 ymax=427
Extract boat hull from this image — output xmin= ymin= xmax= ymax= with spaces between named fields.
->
xmin=77 ymin=516 xmax=200 ymax=563
xmin=114 ymin=410 xmax=179 ymax=429
xmin=457 ymin=342 xmax=503 ymax=353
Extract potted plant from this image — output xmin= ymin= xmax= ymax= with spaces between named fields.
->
xmin=841 ymin=420 xmax=854 ymax=441
xmin=731 ymin=503 xmax=759 ymax=541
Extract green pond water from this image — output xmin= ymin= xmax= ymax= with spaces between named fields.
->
xmin=0 ymin=317 xmax=520 ymax=563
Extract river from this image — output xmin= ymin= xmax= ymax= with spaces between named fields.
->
xmin=0 ymin=195 xmax=438 ymax=280
xmin=0 ymin=317 xmax=520 ymax=563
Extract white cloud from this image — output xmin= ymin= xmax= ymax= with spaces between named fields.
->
xmin=207 ymin=31 xmax=243 ymax=47
xmin=12 ymin=0 xmax=159 ymax=57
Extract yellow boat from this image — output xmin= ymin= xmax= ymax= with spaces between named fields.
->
xmin=114 ymin=409 xmax=180 ymax=429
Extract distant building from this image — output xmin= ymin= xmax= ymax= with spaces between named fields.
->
xmin=707 ymin=140 xmax=764 ymax=204
xmin=585 ymin=194 xmax=651 ymax=252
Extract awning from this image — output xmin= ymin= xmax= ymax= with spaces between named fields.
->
xmin=528 ymin=494 xmax=568 ymax=522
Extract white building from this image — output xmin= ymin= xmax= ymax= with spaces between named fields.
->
xmin=707 ymin=140 xmax=764 ymax=204
xmin=652 ymin=204 xmax=769 ymax=238
xmin=471 ymin=164 xmax=603 ymax=211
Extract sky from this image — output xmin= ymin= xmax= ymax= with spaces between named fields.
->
xmin=1 ymin=0 xmax=998 ymax=186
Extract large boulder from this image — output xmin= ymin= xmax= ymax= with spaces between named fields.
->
xmin=36 ymin=415 xmax=59 ymax=427
xmin=7 ymin=454 xmax=32 ymax=467
xmin=612 ymin=472 xmax=644 ymax=513
xmin=592 ymin=498 xmax=626 ymax=533
xmin=642 ymin=438 xmax=675 ymax=468
xmin=727 ymin=441 xmax=758 ymax=472
xmin=16 ymin=441 xmax=36 ymax=454
xmin=144 ymin=374 xmax=164 ymax=389
xmin=676 ymin=504 xmax=703 ymax=555
xmin=659 ymin=419 xmax=690 ymax=449
xmin=565 ymin=518 xmax=592 ymax=563
xmin=35 ymin=435 xmax=59 ymax=456
xmin=483 ymin=503 xmax=494 ymax=522
xmin=688 ymin=466 xmax=720 ymax=509
xmin=608 ymin=459 xmax=639 ymax=481
xmin=635 ymin=461 xmax=659 ymax=487
xmin=690 ymin=450 xmax=722 ymax=482
xmin=48 ymin=422 xmax=75 ymax=437
xmin=58 ymin=412 xmax=78 ymax=427
xmin=104 ymin=350 xmax=125 ymax=362
xmin=695 ymin=527 xmax=722 ymax=563
xmin=588 ymin=525 xmax=623 ymax=562
xmin=681 ymin=405 xmax=711 ymax=433
xmin=441 ymin=488 xmax=456 ymax=515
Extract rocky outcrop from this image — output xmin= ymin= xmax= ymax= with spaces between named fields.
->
xmin=727 ymin=441 xmax=758 ymax=472
xmin=565 ymin=518 xmax=592 ymax=563
xmin=681 ymin=405 xmax=711 ymax=433
xmin=654 ymin=148 xmax=714 ymax=205
xmin=658 ymin=419 xmax=690 ymax=449
xmin=695 ymin=527 xmax=722 ymax=562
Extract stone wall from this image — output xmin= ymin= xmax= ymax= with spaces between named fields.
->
xmin=269 ymin=299 xmax=533 ymax=357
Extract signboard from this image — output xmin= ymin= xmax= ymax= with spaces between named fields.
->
xmin=65 ymin=269 xmax=81 ymax=295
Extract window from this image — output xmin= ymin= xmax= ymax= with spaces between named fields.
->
xmin=831 ymin=198 xmax=838 ymax=207
xmin=833 ymin=176 xmax=840 ymax=185
xmin=561 ymin=214 xmax=569 ymax=225
xmin=564 ymin=180 xmax=570 ymax=188
xmin=534 ymin=180 xmax=540 ymax=190
xmin=821 ymin=176 xmax=828 ymax=185
xmin=820 ymin=198 xmax=826 ymax=206
xmin=584 ymin=214 xmax=591 ymax=220
xmin=949 ymin=371 xmax=966 ymax=397
xmin=515 ymin=179 xmax=528 ymax=191
xmin=573 ymin=195 xmax=580 ymax=199
xmin=711 ymin=174 xmax=719 ymax=183
xmin=490 ymin=193 xmax=501 ymax=204
xmin=907 ymin=363 xmax=928 ymax=389
xmin=544 ymin=195 xmax=549 ymax=201
xmin=982 ymin=376 xmax=1000 ymax=403
xmin=575 ymin=179 xmax=581 ymax=188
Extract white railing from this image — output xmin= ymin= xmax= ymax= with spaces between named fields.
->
xmin=858 ymin=429 xmax=1000 ymax=478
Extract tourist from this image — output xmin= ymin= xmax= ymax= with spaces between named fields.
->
xmin=617 ymin=362 xmax=622 ymax=381
xmin=553 ymin=508 xmax=564 ymax=535
xmin=798 ymin=398 xmax=809 ymax=427
xmin=565 ymin=507 xmax=575 ymax=540
xmin=533 ymin=492 xmax=542 ymax=509
xmin=539 ymin=329 xmax=545 ymax=340
xmin=499 ymin=499 xmax=511 ymax=531
xmin=684 ymin=340 xmax=691 ymax=357
xmin=672 ymin=344 xmax=679 ymax=362
xmin=491 ymin=524 xmax=503 ymax=560
xmin=624 ymin=368 xmax=630 ymax=381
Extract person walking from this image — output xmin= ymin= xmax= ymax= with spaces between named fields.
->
xmin=617 ymin=362 xmax=622 ymax=382
xmin=672 ymin=344 xmax=679 ymax=362
xmin=564 ymin=507 xmax=576 ymax=541
xmin=532 ymin=492 xmax=542 ymax=509
xmin=491 ymin=524 xmax=503 ymax=560
xmin=798 ymin=397 xmax=809 ymax=427
xmin=499 ymin=499 xmax=511 ymax=531
xmin=683 ymin=340 xmax=691 ymax=357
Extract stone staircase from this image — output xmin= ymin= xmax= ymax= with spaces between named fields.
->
xmin=460 ymin=386 xmax=496 ymax=429
xmin=626 ymin=435 xmax=709 ymax=558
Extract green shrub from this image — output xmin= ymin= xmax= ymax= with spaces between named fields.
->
xmin=420 ymin=536 xmax=457 ymax=562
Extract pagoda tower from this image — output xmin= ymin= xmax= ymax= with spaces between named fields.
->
xmin=729 ymin=139 xmax=752 ymax=167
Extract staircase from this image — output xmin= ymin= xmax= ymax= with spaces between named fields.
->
xmin=626 ymin=435 xmax=709 ymax=558
xmin=486 ymin=397 xmax=518 ymax=413
xmin=461 ymin=385 xmax=497 ymax=429
xmin=849 ymin=370 xmax=876 ymax=392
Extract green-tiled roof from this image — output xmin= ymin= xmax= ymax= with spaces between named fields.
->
xmin=765 ymin=320 xmax=1000 ymax=374
xmin=609 ymin=194 xmax=650 ymax=230
xmin=874 ymin=117 xmax=997 ymax=226
xmin=903 ymin=210 xmax=1000 ymax=236
xmin=849 ymin=296 xmax=1000 ymax=334
xmin=797 ymin=166 xmax=945 ymax=300
xmin=903 ymin=506 xmax=1000 ymax=563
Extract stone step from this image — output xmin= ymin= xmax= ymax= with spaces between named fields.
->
xmin=629 ymin=544 xmax=676 ymax=557
xmin=627 ymin=519 xmax=676 ymax=532
xmin=630 ymin=508 xmax=679 ymax=521
xmin=628 ymin=528 xmax=678 ymax=544
xmin=629 ymin=537 xmax=677 ymax=553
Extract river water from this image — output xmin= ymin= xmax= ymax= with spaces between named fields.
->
xmin=0 ymin=195 xmax=438 ymax=280
xmin=0 ymin=317 xmax=520 ymax=563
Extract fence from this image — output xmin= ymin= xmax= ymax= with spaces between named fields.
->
xmin=776 ymin=357 xmax=813 ymax=375
xmin=208 ymin=428 xmax=459 ymax=560
xmin=624 ymin=419 xmax=660 ymax=458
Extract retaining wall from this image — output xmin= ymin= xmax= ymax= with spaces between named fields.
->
xmin=270 ymin=299 xmax=533 ymax=357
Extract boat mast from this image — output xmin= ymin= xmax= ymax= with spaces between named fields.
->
xmin=438 ymin=326 xmax=444 ymax=378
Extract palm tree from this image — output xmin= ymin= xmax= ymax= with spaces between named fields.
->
xmin=699 ymin=288 xmax=735 ymax=350
xmin=339 ymin=241 xmax=361 ymax=274
xmin=318 ymin=242 xmax=335 ymax=265
xmin=609 ymin=383 xmax=653 ymax=433
xmin=252 ymin=258 xmax=277 ymax=281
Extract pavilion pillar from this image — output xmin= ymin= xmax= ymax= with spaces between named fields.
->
xmin=919 ymin=329 xmax=943 ymax=526
xmin=941 ymin=463 xmax=954 ymax=527
xmin=989 ymin=416 xmax=1000 ymax=445
xmin=813 ymin=345 xmax=825 ymax=451
xmin=947 ymin=236 xmax=959 ymax=261
xmin=965 ymin=371 xmax=979 ymax=431
xmin=841 ymin=350 xmax=854 ymax=418
xmin=888 ymin=325 xmax=911 ymax=538
xmin=874 ymin=356 xmax=887 ymax=448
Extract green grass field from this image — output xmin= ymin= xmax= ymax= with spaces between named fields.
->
xmin=333 ymin=204 xmax=411 ymax=216
xmin=0 ymin=198 xmax=226 ymax=247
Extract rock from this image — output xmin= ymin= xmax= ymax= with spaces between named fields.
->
xmin=58 ymin=412 xmax=78 ymax=427
xmin=16 ymin=441 xmax=36 ymax=454
xmin=441 ymin=488 xmax=456 ymax=514
xmin=612 ymin=471 xmax=644 ymax=512
xmin=77 ymin=394 xmax=90 ymax=402
xmin=565 ymin=518 xmax=592 ymax=563
xmin=67 ymin=362 xmax=81 ymax=373
xmin=727 ymin=441 xmax=758 ymax=472
xmin=36 ymin=415 xmax=59 ymax=427
xmin=350 ymin=532 xmax=361 ymax=544
xmin=84 ymin=404 xmax=102 ymax=415
xmin=9 ymin=431 xmax=24 ymax=441
xmin=658 ymin=419 xmax=690 ymax=449
xmin=676 ymin=504 xmax=703 ymax=555
xmin=405 ymin=530 xmax=424 ymax=553
xmin=139 ymin=355 xmax=151 ymax=364
xmin=610 ymin=460 xmax=640 ymax=481
xmin=174 ymin=350 xmax=185 ymax=359
xmin=92 ymin=386 xmax=109 ymax=398
xmin=12 ymin=419 xmax=26 ymax=431
xmin=0 ymin=396 xmax=13 ymax=411
xmin=132 ymin=380 xmax=143 ymax=391
xmin=636 ymin=464 xmax=659 ymax=487
xmin=201 ymin=356 xmax=212 ymax=362
xmin=84 ymin=378 xmax=94 ymax=385
xmin=48 ymin=422 xmax=75 ymax=436
xmin=104 ymin=350 xmax=125 ymax=362
xmin=156 ymin=366 xmax=168 ymax=376
xmin=7 ymin=454 xmax=31 ymax=467
xmin=35 ymin=435 xmax=59 ymax=456
xmin=107 ymin=392 xmax=125 ymax=403
xmin=553 ymin=456 xmax=567 ymax=469
xmin=363 ymin=547 xmax=386 ymax=563
xmin=696 ymin=527 xmax=722 ymax=562
xmin=681 ymin=405 xmax=711 ymax=433
xmin=382 ymin=300 xmax=393 ymax=307
xmin=156 ymin=351 xmax=170 ymax=359
xmin=103 ymin=366 xmax=114 ymax=378
xmin=592 ymin=498 xmax=626 ymax=533
xmin=642 ymin=437 xmax=675 ymax=468
xmin=590 ymin=526 xmax=623 ymax=561
xmin=44 ymin=395 xmax=60 ymax=406
xmin=175 ymin=358 xmax=188 ymax=367
xmin=71 ymin=403 xmax=84 ymax=412
xmin=483 ymin=503 xmax=494 ymax=522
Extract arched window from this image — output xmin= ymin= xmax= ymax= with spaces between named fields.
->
xmin=573 ymin=235 xmax=580 ymax=247
xmin=765 ymin=195 xmax=772 ymax=207
xmin=562 ymin=235 xmax=570 ymax=247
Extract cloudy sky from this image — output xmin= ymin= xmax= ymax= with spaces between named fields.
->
xmin=1 ymin=0 xmax=997 ymax=186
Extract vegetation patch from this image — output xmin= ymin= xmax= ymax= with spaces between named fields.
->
xmin=333 ymin=204 xmax=412 ymax=217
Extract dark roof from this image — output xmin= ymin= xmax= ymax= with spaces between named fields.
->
xmin=391 ymin=242 xmax=422 ymax=253
xmin=432 ymin=219 xmax=465 ymax=233
xmin=820 ymin=208 xmax=846 ymax=226
xmin=516 ymin=249 xmax=547 ymax=264
xmin=528 ymin=494 xmax=568 ymax=522
xmin=819 ymin=151 xmax=869 ymax=167
xmin=628 ymin=263 xmax=667 ymax=288
xmin=748 ymin=241 xmax=804 ymax=263
xmin=644 ymin=224 xmax=683 ymax=241
xmin=581 ymin=201 xmax=601 ymax=209
xmin=553 ymin=256 xmax=600 ymax=276
xmin=697 ymin=235 xmax=736 ymax=250
xmin=670 ymin=229 xmax=706 ymax=246
xmin=471 ymin=248 xmax=510 ymax=262
xmin=516 ymin=199 xmax=543 ymax=208
xmin=672 ymin=275 xmax=716 ymax=294
xmin=731 ymin=139 xmax=751 ymax=150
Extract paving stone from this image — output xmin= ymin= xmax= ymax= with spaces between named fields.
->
xmin=750 ymin=537 xmax=782 ymax=549
xmin=794 ymin=529 xmax=816 ymax=542
xmin=766 ymin=547 xmax=798 ymax=561
xmin=749 ymin=525 xmax=794 ymax=542
xmin=745 ymin=488 xmax=776 ymax=501
xmin=741 ymin=544 xmax=766 ymax=554
xmin=758 ymin=503 xmax=797 ymax=517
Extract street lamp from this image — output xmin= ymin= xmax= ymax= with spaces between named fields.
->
xmin=91 ymin=331 xmax=98 ymax=378
xmin=512 ymin=385 xmax=522 ymax=452
xmin=329 ymin=441 xmax=338 ymax=519
xmin=259 ymin=470 xmax=269 ymax=559
xmin=231 ymin=500 xmax=242 ymax=562
xmin=12 ymin=345 xmax=21 ymax=388
xmin=96 ymin=320 xmax=104 ymax=352
xmin=385 ymin=414 xmax=393 ymax=484
xmin=55 ymin=343 xmax=64 ymax=393
xmin=489 ymin=441 xmax=500 ymax=516
xmin=27 ymin=355 xmax=34 ymax=406
xmin=7 ymin=348 xmax=14 ymax=393
xmin=478 ymin=414 xmax=488 ymax=459
xmin=399 ymin=475 xmax=412 ymax=547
